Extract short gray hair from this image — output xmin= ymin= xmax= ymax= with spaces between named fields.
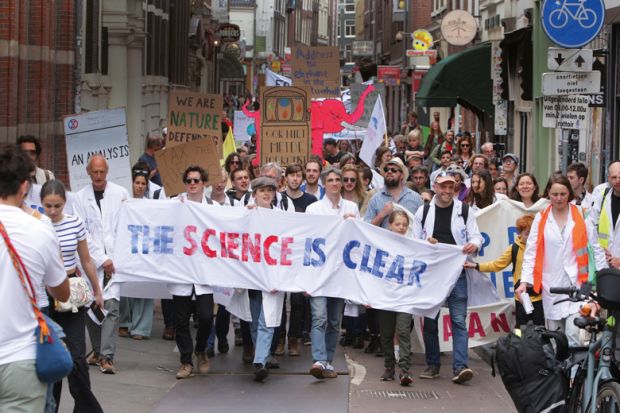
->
xmin=260 ymin=162 xmax=283 ymax=177
xmin=320 ymin=166 xmax=342 ymax=182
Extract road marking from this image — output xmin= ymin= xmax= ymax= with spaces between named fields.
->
xmin=345 ymin=353 xmax=366 ymax=386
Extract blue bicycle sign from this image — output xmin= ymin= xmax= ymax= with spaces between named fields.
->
xmin=542 ymin=0 xmax=605 ymax=48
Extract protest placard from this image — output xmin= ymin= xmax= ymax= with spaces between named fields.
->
xmin=260 ymin=86 xmax=312 ymax=166
xmin=155 ymin=138 xmax=221 ymax=196
xmin=64 ymin=108 xmax=131 ymax=192
xmin=290 ymin=46 xmax=340 ymax=98
xmin=166 ymin=90 xmax=224 ymax=157
xmin=351 ymin=83 xmax=386 ymax=128
xmin=233 ymin=110 xmax=255 ymax=143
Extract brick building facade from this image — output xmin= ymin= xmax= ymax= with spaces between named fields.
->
xmin=0 ymin=0 xmax=76 ymax=181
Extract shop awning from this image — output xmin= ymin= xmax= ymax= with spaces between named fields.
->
xmin=416 ymin=43 xmax=493 ymax=117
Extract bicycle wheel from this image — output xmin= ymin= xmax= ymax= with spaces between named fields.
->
xmin=549 ymin=9 xmax=569 ymax=29
xmin=594 ymin=381 xmax=620 ymax=412
xmin=578 ymin=9 xmax=597 ymax=29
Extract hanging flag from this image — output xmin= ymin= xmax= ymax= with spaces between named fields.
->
xmin=359 ymin=95 xmax=387 ymax=168
xmin=220 ymin=127 xmax=237 ymax=166
xmin=265 ymin=68 xmax=292 ymax=87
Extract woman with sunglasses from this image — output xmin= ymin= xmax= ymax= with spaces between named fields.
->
xmin=224 ymin=153 xmax=243 ymax=189
xmin=40 ymin=179 xmax=104 ymax=412
xmin=118 ymin=163 xmax=156 ymax=341
xmin=456 ymin=135 xmax=474 ymax=175
xmin=341 ymin=164 xmax=367 ymax=210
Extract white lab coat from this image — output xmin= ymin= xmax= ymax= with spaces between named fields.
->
xmin=521 ymin=207 xmax=590 ymax=320
xmin=73 ymin=181 xmax=129 ymax=290
xmin=412 ymin=198 xmax=483 ymax=250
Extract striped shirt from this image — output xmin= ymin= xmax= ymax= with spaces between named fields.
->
xmin=53 ymin=214 xmax=87 ymax=271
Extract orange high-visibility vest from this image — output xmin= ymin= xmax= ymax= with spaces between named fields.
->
xmin=533 ymin=204 xmax=589 ymax=294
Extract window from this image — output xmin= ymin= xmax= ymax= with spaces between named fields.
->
xmin=339 ymin=0 xmax=355 ymax=12
xmin=345 ymin=20 xmax=355 ymax=37
xmin=84 ymin=0 xmax=99 ymax=74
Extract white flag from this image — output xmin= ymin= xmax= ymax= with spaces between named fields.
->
xmin=265 ymin=68 xmax=292 ymax=86
xmin=359 ymin=96 xmax=386 ymax=168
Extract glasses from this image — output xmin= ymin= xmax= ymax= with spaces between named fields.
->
xmin=343 ymin=177 xmax=357 ymax=183
xmin=460 ymin=144 xmax=470 ymax=147
xmin=383 ymin=167 xmax=401 ymax=174
xmin=230 ymin=160 xmax=240 ymax=164
xmin=133 ymin=169 xmax=149 ymax=176
xmin=185 ymin=178 xmax=202 ymax=184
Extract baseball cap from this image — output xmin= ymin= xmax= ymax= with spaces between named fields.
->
xmin=503 ymin=153 xmax=519 ymax=164
xmin=434 ymin=170 xmax=456 ymax=184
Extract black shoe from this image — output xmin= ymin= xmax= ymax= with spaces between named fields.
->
xmin=253 ymin=363 xmax=269 ymax=382
xmin=242 ymin=344 xmax=254 ymax=364
xmin=352 ymin=335 xmax=365 ymax=349
xmin=364 ymin=336 xmax=379 ymax=354
xmin=380 ymin=367 xmax=395 ymax=381
xmin=206 ymin=347 xmax=215 ymax=358
xmin=218 ymin=340 xmax=229 ymax=354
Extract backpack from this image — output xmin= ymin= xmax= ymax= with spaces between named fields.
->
xmin=493 ymin=322 xmax=569 ymax=413
xmin=421 ymin=202 xmax=469 ymax=227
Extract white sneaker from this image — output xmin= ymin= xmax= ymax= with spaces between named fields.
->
xmin=309 ymin=361 xmax=326 ymax=379
xmin=324 ymin=363 xmax=337 ymax=378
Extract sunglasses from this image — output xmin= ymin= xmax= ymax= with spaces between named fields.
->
xmin=460 ymin=144 xmax=470 ymax=147
xmin=343 ymin=177 xmax=357 ymax=183
xmin=185 ymin=178 xmax=202 ymax=184
xmin=133 ymin=169 xmax=149 ymax=176
xmin=383 ymin=167 xmax=401 ymax=174
xmin=230 ymin=160 xmax=240 ymax=164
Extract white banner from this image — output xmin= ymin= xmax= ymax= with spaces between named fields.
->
xmin=265 ymin=68 xmax=292 ymax=87
xmin=63 ymin=108 xmax=132 ymax=193
xmin=112 ymin=199 xmax=467 ymax=316
xmin=359 ymin=96 xmax=386 ymax=167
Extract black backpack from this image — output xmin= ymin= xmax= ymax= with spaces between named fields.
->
xmin=493 ymin=322 xmax=569 ymax=413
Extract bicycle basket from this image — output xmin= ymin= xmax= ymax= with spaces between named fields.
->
xmin=596 ymin=268 xmax=620 ymax=310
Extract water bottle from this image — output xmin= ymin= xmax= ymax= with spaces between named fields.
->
xmin=521 ymin=292 xmax=534 ymax=315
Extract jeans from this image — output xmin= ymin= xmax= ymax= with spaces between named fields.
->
xmin=51 ymin=307 xmax=103 ymax=413
xmin=249 ymin=291 xmax=275 ymax=366
xmin=173 ymin=293 xmax=214 ymax=365
xmin=423 ymin=272 xmax=468 ymax=373
xmin=119 ymin=297 xmax=154 ymax=337
xmin=379 ymin=310 xmax=412 ymax=371
xmin=310 ymin=296 xmax=344 ymax=363
xmin=86 ymin=298 xmax=120 ymax=361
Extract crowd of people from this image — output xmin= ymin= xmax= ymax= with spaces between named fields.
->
xmin=1 ymin=119 xmax=619 ymax=412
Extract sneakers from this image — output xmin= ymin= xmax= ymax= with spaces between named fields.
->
xmin=100 ymin=358 xmax=116 ymax=374
xmin=274 ymin=337 xmax=285 ymax=356
xmin=162 ymin=327 xmax=175 ymax=341
xmin=288 ymin=339 xmax=300 ymax=356
xmin=176 ymin=363 xmax=193 ymax=379
xmin=87 ymin=352 xmax=101 ymax=366
xmin=399 ymin=370 xmax=413 ymax=386
xmin=452 ymin=367 xmax=474 ymax=384
xmin=380 ymin=367 xmax=395 ymax=381
xmin=309 ymin=361 xmax=326 ymax=379
xmin=196 ymin=351 xmax=210 ymax=374
xmin=419 ymin=365 xmax=440 ymax=379
xmin=323 ymin=363 xmax=338 ymax=379
xmin=254 ymin=363 xmax=269 ymax=382
xmin=118 ymin=327 xmax=129 ymax=338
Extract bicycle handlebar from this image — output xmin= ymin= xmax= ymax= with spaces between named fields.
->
xmin=551 ymin=282 xmax=594 ymax=304
xmin=550 ymin=286 xmax=578 ymax=295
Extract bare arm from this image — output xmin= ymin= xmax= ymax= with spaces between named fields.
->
xmin=48 ymin=279 xmax=70 ymax=302
xmin=77 ymin=239 xmax=104 ymax=308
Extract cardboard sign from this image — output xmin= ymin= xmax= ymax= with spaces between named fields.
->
xmin=350 ymin=83 xmax=386 ymax=128
xmin=233 ymin=110 xmax=255 ymax=143
xmin=260 ymin=86 xmax=311 ymax=166
xmin=290 ymin=46 xmax=340 ymax=98
xmin=63 ymin=108 xmax=131 ymax=192
xmin=166 ymin=91 xmax=224 ymax=156
xmin=155 ymin=139 xmax=221 ymax=196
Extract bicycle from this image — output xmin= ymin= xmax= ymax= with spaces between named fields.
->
xmin=551 ymin=276 xmax=620 ymax=412
xmin=548 ymin=0 xmax=597 ymax=30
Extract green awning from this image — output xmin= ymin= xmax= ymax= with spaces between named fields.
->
xmin=416 ymin=43 xmax=493 ymax=117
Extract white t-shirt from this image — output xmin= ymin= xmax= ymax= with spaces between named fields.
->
xmin=0 ymin=205 xmax=66 ymax=366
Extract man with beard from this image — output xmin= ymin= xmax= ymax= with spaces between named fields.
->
xmin=362 ymin=157 xmax=423 ymax=355
xmin=364 ymin=157 xmax=423 ymax=228
xmin=301 ymin=156 xmax=325 ymax=200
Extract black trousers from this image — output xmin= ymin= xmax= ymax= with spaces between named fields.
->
xmin=173 ymin=293 xmax=214 ymax=365
xmin=51 ymin=307 xmax=103 ymax=413
xmin=277 ymin=293 xmax=305 ymax=339
xmin=515 ymin=299 xmax=545 ymax=327
xmin=161 ymin=298 xmax=175 ymax=328
xmin=366 ymin=308 xmax=380 ymax=335
xmin=215 ymin=305 xmax=230 ymax=343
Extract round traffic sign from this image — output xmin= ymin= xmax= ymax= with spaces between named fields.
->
xmin=541 ymin=0 xmax=605 ymax=48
